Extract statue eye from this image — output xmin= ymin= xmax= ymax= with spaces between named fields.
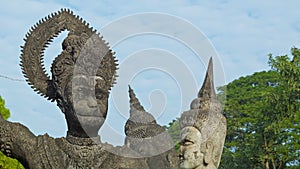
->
xmin=96 ymin=94 xmax=104 ymax=100
xmin=77 ymin=87 xmax=86 ymax=94
xmin=74 ymin=87 xmax=88 ymax=99
xmin=77 ymin=87 xmax=90 ymax=93
xmin=182 ymin=139 xmax=194 ymax=146
xmin=95 ymin=89 xmax=107 ymax=100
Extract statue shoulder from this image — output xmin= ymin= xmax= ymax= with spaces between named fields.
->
xmin=0 ymin=120 xmax=37 ymax=160
xmin=28 ymin=134 xmax=67 ymax=169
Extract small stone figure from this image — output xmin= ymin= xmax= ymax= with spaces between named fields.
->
xmin=179 ymin=58 xmax=227 ymax=169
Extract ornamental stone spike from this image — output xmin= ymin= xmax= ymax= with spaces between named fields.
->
xmin=128 ymin=85 xmax=156 ymax=124
xmin=190 ymin=57 xmax=220 ymax=110
xmin=125 ymin=85 xmax=164 ymax=149
xmin=125 ymin=86 xmax=179 ymax=168
xmin=179 ymin=57 xmax=226 ymax=169
xmin=128 ymin=85 xmax=146 ymax=112
xmin=198 ymin=57 xmax=217 ymax=100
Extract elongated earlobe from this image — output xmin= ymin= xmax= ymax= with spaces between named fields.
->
xmin=204 ymin=141 xmax=213 ymax=165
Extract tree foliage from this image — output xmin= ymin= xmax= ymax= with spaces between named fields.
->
xmin=219 ymin=48 xmax=300 ymax=169
xmin=165 ymin=118 xmax=181 ymax=151
xmin=0 ymin=96 xmax=10 ymax=120
xmin=0 ymin=96 xmax=25 ymax=169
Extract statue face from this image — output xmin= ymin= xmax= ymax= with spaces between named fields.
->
xmin=62 ymin=74 xmax=108 ymax=137
xmin=179 ymin=126 xmax=203 ymax=169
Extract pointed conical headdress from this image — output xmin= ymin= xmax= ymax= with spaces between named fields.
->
xmin=181 ymin=57 xmax=224 ymax=133
xmin=125 ymin=86 xmax=158 ymax=137
xmin=180 ymin=57 xmax=227 ymax=168
xmin=198 ymin=57 xmax=216 ymax=100
xmin=125 ymin=86 xmax=174 ymax=158
xmin=128 ymin=85 xmax=147 ymax=113
xmin=125 ymin=86 xmax=170 ymax=138
xmin=189 ymin=57 xmax=220 ymax=110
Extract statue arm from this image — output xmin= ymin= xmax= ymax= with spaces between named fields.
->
xmin=0 ymin=115 xmax=37 ymax=166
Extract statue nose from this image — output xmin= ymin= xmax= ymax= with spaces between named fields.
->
xmin=87 ymin=97 xmax=97 ymax=108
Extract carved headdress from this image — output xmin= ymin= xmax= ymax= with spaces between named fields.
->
xmin=180 ymin=58 xmax=226 ymax=168
xmin=125 ymin=86 xmax=161 ymax=138
xmin=20 ymin=9 xmax=118 ymax=102
xmin=180 ymin=58 xmax=226 ymax=140
xmin=125 ymin=86 xmax=176 ymax=166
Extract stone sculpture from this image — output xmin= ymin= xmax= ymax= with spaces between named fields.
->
xmin=179 ymin=58 xmax=227 ymax=169
xmin=0 ymin=8 xmax=149 ymax=169
xmin=0 ymin=8 xmax=226 ymax=169
xmin=125 ymin=86 xmax=179 ymax=168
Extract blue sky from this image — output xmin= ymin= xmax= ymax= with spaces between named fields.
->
xmin=1 ymin=0 xmax=300 ymax=145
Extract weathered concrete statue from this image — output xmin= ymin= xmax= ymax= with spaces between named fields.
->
xmin=179 ymin=58 xmax=227 ymax=169
xmin=0 ymin=8 xmax=226 ymax=169
xmin=125 ymin=86 xmax=179 ymax=168
xmin=0 ymin=8 xmax=151 ymax=169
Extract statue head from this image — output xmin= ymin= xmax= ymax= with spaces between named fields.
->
xmin=179 ymin=58 xmax=226 ymax=169
xmin=52 ymin=33 xmax=117 ymax=137
xmin=20 ymin=9 xmax=117 ymax=138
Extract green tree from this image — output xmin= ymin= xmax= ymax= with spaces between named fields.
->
xmin=0 ymin=96 xmax=10 ymax=120
xmin=0 ymin=96 xmax=25 ymax=169
xmin=266 ymin=48 xmax=300 ymax=168
xmin=219 ymin=48 xmax=300 ymax=169
xmin=165 ymin=118 xmax=181 ymax=151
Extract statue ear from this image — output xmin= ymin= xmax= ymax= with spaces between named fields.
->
xmin=204 ymin=141 xmax=214 ymax=165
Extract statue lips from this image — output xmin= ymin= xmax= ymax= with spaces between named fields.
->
xmin=75 ymin=104 xmax=105 ymax=129
xmin=178 ymin=154 xmax=184 ymax=164
xmin=76 ymin=108 xmax=105 ymax=133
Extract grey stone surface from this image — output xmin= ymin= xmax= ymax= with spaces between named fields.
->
xmin=125 ymin=86 xmax=179 ymax=168
xmin=179 ymin=58 xmax=227 ymax=169
xmin=0 ymin=8 xmax=226 ymax=169
xmin=1 ymin=8 xmax=149 ymax=169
